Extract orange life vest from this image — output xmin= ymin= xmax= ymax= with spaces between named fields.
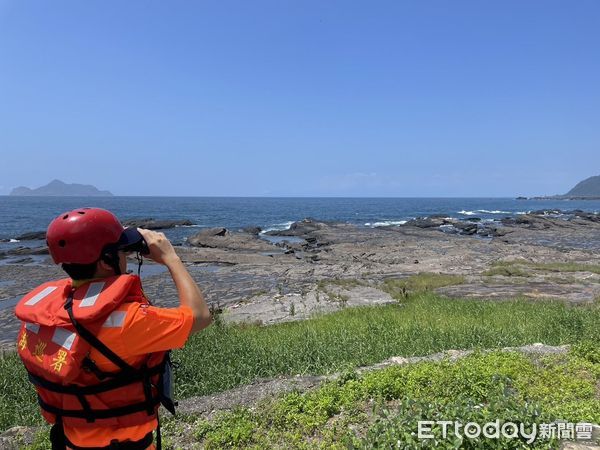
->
xmin=14 ymin=275 xmax=175 ymax=447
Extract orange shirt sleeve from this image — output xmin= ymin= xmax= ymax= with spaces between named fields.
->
xmin=115 ymin=303 xmax=194 ymax=357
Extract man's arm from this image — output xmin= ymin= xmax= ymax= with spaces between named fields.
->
xmin=138 ymin=229 xmax=212 ymax=334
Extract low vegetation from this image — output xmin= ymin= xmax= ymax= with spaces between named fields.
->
xmin=382 ymin=272 xmax=466 ymax=298
xmin=163 ymin=347 xmax=600 ymax=448
xmin=483 ymin=265 xmax=532 ymax=278
xmin=484 ymin=260 xmax=600 ymax=278
xmin=529 ymin=262 xmax=600 ymax=274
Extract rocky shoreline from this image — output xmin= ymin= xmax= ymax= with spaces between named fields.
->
xmin=1 ymin=210 xmax=600 ymax=348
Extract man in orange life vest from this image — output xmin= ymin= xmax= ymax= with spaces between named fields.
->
xmin=14 ymin=208 xmax=212 ymax=450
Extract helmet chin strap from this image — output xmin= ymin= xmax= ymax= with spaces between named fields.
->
xmin=123 ymin=252 xmax=143 ymax=277
xmin=135 ymin=252 xmax=143 ymax=277
xmin=109 ymin=256 xmax=122 ymax=276
xmin=101 ymin=248 xmax=122 ymax=277
xmin=104 ymin=247 xmax=143 ymax=278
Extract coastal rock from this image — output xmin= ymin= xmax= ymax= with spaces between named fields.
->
xmin=4 ymin=257 xmax=34 ymax=264
xmin=502 ymin=211 xmax=598 ymax=232
xmin=15 ymin=231 xmax=46 ymax=241
xmin=274 ymin=241 xmax=306 ymax=252
xmin=573 ymin=211 xmax=600 ymax=223
xmin=187 ymin=228 xmax=229 ymax=246
xmin=479 ymin=226 xmax=512 ymax=237
xmin=122 ymin=218 xmax=195 ymax=230
xmin=194 ymin=227 xmax=228 ymax=239
xmin=451 ymin=222 xmax=478 ymax=235
xmin=266 ymin=218 xmax=327 ymax=237
xmin=403 ymin=217 xmax=450 ymax=228
xmin=0 ymin=425 xmax=39 ymax=448
xmin=187 ymin=228 xmax=275 ymax=252
xmin=529 ymin=209 xmax=563 ymax=216
xmin=241 ymin=226 xmax=262 ymax=235
xmin=436 ymin=281 xmax=600 ymax=304
xmin=5 ymin=246 xmax=49 ymax=256
xmin=501 ymin=215 xmax=562 ymax=230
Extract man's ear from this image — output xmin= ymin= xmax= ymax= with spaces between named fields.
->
xmin=97 ymin=258 xmax=111 ymax=271
xmin=95 ymin=257 xmax=115 ymax=276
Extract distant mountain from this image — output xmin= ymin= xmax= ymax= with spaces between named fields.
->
xmin=564 ymin=175 xmax=600 ymax=197
xmin=10 ymin=179 xmax=113 ymax=197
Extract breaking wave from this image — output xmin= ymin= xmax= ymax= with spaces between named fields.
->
xmin=365 ymin=220 xmax=407 ymax=227
xmin=458 ymin=209 xmax=510 ymax=215
xmin=260 ymin=221 xmax=294 ymax=234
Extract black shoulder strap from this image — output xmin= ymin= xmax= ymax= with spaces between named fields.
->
xmin=64 ymin=293 xmax=138 ymax=376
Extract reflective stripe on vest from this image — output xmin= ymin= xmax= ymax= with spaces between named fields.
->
xmin=102 ymin=310 xmax=127 ymax=328
xmin=79 ymin=282 xmax=105 ymax=308
xmin=24 ymin=286 xmax=57 ymax=306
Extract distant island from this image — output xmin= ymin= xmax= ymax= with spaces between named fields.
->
xmin=10 ymin=179 xmax=113 ymax=197
xmin=564 ymin=175 xmax=600 ymax=197
xmin=528 ymin=175 xmax=600 ymax=200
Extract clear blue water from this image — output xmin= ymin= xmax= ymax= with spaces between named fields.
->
xmin=1 ymin=196 xmax=599 ymax=245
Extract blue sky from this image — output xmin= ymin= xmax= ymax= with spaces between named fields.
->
xmin=0 ymin=1 xmax=598 ymax=197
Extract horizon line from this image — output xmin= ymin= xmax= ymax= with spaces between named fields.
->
xmin=0 ymin=194 xmax=568 ymax=199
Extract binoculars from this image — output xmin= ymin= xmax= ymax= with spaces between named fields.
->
xmin=118 ymin=228 xmax=150 ymax=256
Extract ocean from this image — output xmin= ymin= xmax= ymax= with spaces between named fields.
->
xmin=1 ymin=196 xmax=600 ymax=246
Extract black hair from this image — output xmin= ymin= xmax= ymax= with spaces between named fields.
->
xmin=61 ymin=262 xmax=98 ymax=280
xmin=100 ymin=244 xmax=122 ymax=276
xmin=60 ymin=244 xmax=122 ymax=280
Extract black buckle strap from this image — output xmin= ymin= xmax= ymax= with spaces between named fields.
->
xmin=76 ymin=393 xmax=94 ymax=423
xmin=142 ymin=370 xmax=154 ymax=416
xmin=38 ymin=394 xmax=160 ymax=419
xmin=63 ymin=431 xmax=153 ymax=450
xmin=82 ymin=357 xmax=111 ymax=380
xmin=27 ymin=360 xmax=165 ymax=396
xmin=50 ymin=416 xmax=66 ymax=450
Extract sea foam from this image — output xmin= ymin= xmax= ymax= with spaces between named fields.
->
xmin=459 ymin=209 xmax=510 ymax=215
xmin=260 ymin=221 xmax=295 ymax=234
xmin=365 ymin=220 xmax=407 ymax=227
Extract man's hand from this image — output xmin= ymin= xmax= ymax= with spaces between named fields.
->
xmin=137 ymin=228 xmax=179 ymax=266
xmin=137 ymin=228 xmax=211 ymax=333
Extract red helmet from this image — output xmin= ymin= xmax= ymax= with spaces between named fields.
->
xmin=46 ymin=208 xmax=125 ymax=264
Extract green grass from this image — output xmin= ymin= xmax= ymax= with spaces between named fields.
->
xmin=529 ymin=262 xmax=600 ymax=274
xmin=484 ymin=260 xmax=600 ymax=278
xmin=545 ymin=275 xmax=583 ymax=285
xmin=315 ymin=278 xmax=364 ymax=305
xmin=382 ymin=272 xmax=466 ymax=297
xmin=0 ymin=351 xmax=39 ymax=434
xmin=173 ymin=292 xmax=600 ymax=402
xmin=168 ymin=348 xmax=600 ymax=449
xmin=3 ymin=290 xmax=600 ymax=437
xmin=483 ymin=266 xmax=533 ymax=278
